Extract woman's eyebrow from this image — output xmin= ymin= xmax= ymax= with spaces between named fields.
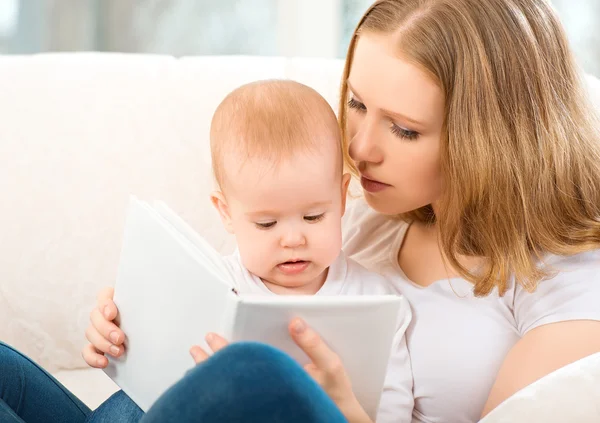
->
xmin=347 ymin=79 xmax=426 ymax=128
xmin=346 ymin=80 xmax=363 ymax=100
xmin=381 ymin=107 xmax=426 ymax=128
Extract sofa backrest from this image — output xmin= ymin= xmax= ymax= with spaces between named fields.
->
xmin=0 ymin=54 xmax=344 ymax=371
xmin=0 ymin=53 xmax=598 ymax=372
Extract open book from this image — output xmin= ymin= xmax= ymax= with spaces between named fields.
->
xmin=104 ymin=197 xmax=405 ymax=420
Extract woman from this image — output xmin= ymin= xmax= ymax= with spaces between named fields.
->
xmin=3 ymin=0 xmax=600 ymax=422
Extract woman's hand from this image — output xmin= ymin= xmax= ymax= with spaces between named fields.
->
xmin=189 ymin=319 xmax=373 ymax=423
xmin=81 ymin=286 xmax=125 ymax=368
xmin=288 ymin=318 xmax=372 ymax=423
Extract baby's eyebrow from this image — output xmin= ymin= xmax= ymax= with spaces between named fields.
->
xmin=245 ymin=201 xmax=333 ymax=218
xmin=245 ymin=210 xmax=279 ymax=219
xmin=305 ymin=200 xmax=333 ymax=209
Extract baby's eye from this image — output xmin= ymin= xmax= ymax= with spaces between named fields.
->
xmin=304 ymin=213 xmax=325 ymax=223
xmin=255 ymin=221 xmax=276 ymax=229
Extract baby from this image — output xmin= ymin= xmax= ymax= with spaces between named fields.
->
xmin=208 ymin=80 xmax=413 ymax=422
xmin=211 ymin=79 xmax=386 ymax=296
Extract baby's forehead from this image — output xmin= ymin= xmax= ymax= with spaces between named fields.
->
xmin=225 ymin=145 xmax=340 ymax=181
xmin=228 ymin=138 xmax=337 ymax=164
xmin=224 ymin=151 xmax=341 ymax=207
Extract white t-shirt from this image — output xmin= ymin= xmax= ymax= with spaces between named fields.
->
xmin=342 ymin=197 xmax=600 ymax=423
xmin=222 ymin=250 xmax=415 ymax=423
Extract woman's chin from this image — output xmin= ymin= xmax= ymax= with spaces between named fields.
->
xmin=363 ymin=191 xmax=418 ymax=216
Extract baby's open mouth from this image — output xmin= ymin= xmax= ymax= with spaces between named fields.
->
xmin=277 ymin=260 xmax=310 ymax=275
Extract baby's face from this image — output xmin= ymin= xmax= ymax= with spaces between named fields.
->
xmin=216 ymin=148 xmax=349 ymax=294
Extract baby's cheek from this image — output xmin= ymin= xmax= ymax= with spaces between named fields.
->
xmin=237 ymin=234 xmax=269 ymax=270
xmin=239 ymin=246 xmax=270 ymax=278
xmin=313 ymin=222 xmax=343 ymax=261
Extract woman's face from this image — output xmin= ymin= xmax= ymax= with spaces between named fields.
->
xmin=347 ymin=33 xmax=446 ymax=216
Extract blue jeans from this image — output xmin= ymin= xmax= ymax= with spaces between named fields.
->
xmin=0 ymin=341 xmax=347 ymax=422
xmin=0 ymin=341 xmax=91 ymax=423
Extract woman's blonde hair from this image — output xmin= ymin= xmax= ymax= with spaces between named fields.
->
xmin=340 ymin=0 xmax=600 ymax=296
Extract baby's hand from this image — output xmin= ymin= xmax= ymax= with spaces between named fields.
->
xmin=189 ymin=333 xmax=230 ymax=364
xmin=82 ymin=286 xmax=125 ymax=368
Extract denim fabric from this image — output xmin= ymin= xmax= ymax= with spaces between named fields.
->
xmin=1 ymin=341 xmax=347 ymax=423
xmin=0 ymin=341 xmax=91 ymax=423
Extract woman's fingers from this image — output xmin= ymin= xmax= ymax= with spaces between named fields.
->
xmin=82 ymin=343 xmax=109 ymax=368
xmin=90 ymin=306 xmax=125 ymax=346
xmin=290 ymin=318 xmax=366 ymax=421
xmin=289 ymin=318 xmax=343 ymax=374
xmin=303 ymin=362 xmax=323 ymax=384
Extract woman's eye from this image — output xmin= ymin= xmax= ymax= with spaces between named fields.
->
xmin=255 ymin=221 xmax=276 ymax=229
xmin=304 ymin=213 xmax=325 ymax=223
xmin=347 ymin=98 xmax=366 ymax=112
xmin=391 ymin=123 xmax=419 ymax=141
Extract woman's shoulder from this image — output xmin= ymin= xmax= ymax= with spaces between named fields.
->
xmin=342 ymin=195 xmax=409 ymax=269
xmin=534 ymin=248 xmax=600 ymax=289
xmin=547 ymin=248 xmax=600 ymax=270
xmin=511 ymin=248 xmax=600 ymax=335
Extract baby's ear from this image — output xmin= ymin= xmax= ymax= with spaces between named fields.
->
xmin=341 ymin=173 xmax=351 ymax=216
xmin=210 ymin=191 xmax=234 ymax=234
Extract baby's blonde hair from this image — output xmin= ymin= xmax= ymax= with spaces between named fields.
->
xmin=211 ymin=79 xmax=340 ymax=190
xmin=340 ymin=0 xmax=600 ymax=296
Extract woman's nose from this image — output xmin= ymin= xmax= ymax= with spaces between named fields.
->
xmin=348 ymin=118 xmax=384 ymax=164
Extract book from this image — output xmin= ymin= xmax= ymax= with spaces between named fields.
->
xmin=104 ymin=197 xmax=406 ymax=420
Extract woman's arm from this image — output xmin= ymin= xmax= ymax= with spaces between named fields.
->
xmin=482 ymin=320 xmax=600 ymax=417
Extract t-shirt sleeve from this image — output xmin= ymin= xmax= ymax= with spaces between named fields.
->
xmin=513 ymin=251 xmax=600 ymax=335
xmin=376 ymin=298 xmax=414 ymax=423
xmin=342 ymin=196 xmax=406 ymax=270
xmin=342 ymin=196 xmax=374 ymax=253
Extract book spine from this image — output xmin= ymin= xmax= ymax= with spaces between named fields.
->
xmin=220 ymin=289 xmax=240 ymax=340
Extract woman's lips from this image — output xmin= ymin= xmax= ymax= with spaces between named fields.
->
xmin=360 ymin=175 xmax=391 ymax=193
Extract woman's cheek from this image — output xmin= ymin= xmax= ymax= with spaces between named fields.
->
xmin=346 ymin=113 xmax=359 ymax=139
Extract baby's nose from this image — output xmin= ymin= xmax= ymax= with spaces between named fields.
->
xmin=280 ymin=229 xmax=306 ymax=248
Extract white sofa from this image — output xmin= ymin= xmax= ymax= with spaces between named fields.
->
xmin=1 ymin=53 xmax=599 ymax=421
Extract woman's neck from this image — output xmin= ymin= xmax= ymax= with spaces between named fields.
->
xmin=398 ymin=220 xmax=483 ymax=287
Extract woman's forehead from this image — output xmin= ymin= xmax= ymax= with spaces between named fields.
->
xmin=348 ymin=33 xmax=445 ymax=126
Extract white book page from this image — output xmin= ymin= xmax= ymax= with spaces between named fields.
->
xmin=152 ymin=200 xmax=228 ymax=284
xmin=105 ymin=197 xmax=236 ymax=412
